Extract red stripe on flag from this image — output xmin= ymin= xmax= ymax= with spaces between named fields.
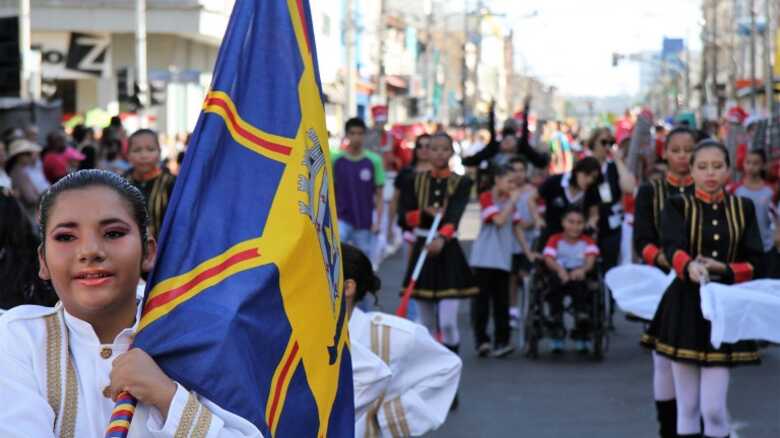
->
xmin=295 ymin=0 xmax=311 ymax=53
xmin=205 ymin=97 xmax=293 ymax=156
xmin=142 ymin=248 xmax=261 ymax=318
xmin=268 ymin=342 xmax=300 ymax=429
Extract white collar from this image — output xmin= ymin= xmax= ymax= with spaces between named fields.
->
xmin=561 ymin=172 xmax=584 ymax=204
xmin=61 ymin=300 xmax=141 ymax=347
xmin=349 ymin=307 xmax=370 ymax=337
xmin=561 ymin=172 xmax=572 ymax=189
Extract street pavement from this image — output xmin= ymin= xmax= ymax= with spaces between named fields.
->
xmin=373 ymin=204 xmax=780 ymax=438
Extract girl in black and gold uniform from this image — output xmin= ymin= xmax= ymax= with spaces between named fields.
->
xmin=398 ymin=133 xmax=477 ymax=355
xmin=641 ymin=141 xmax=763 ymax=438
xmin=633 ymin=127 xmax=696 ymax=438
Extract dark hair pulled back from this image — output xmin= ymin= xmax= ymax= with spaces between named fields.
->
xmin=39 ymin=169 xmax=150 ymax=253
xmin=341 ymin=243 xmax=381 ymax=303
xmin=690 ymin=139 xmax=730 ymax=167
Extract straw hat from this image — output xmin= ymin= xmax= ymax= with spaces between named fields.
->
xmin=7 ymin=138 xmax=41 ymax=160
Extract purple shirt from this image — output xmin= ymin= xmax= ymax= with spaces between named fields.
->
xmin=332 ymin=149 xmax=385 ymax=229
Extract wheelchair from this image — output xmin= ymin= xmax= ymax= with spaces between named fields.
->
xmin=520 ymin=257 xmax=611 ymax=360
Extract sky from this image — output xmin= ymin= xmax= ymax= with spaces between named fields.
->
xmin=488 ymin=0 xmax=703 ymax=97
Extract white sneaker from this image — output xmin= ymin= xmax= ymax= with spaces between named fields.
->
xmin=491 ymin=344 xmax=515 ymax=358
xmin=477 ymin=342 xmax=491 ymax=357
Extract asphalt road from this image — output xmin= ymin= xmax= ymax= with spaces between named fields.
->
xmin=372 ymin=204 xmax=780 ymax=438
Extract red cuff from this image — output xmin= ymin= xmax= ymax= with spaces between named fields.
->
xmin=672 ymin=250 xmax=692 ymax=279
xmin=641 ymin=244 xmax=660 ymax=266
xmin=405 ymin=210 xmax=420 ymax=228
xmin=729 ymin=263 xmax=754 ymax=283
xmin=439 ymin=224 xmax=455 ymax=239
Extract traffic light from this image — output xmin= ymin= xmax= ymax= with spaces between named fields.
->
xmin=0 ymin=17 xmax=20 ymax=97
xmin=612 ymin=53 xmax=620 ymax=67
xmin=149 ymin=79 xmax=166 ymax=106
xmin=117 ymin=67 xmax=132 ymax=101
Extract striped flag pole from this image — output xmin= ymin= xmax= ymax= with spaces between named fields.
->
xmin=396 ymin=212 xmax=443 ymax=318
xmin=104 ymin=392 xmax=137 ymax=437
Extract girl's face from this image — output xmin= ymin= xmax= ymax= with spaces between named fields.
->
xmin=39 ymin=186 xmax=155 ymax=320
xmin=575 ymin=170 xmax=599 ymax=191
xmin=415 ymin=137 xmax=431 ymax=163
xmin=494 ymin=172 xmax=517 ymax=194
xmin=691 ymin=148 xmax=729 ymax=194
xmin=744 ymin=153 xmax=765 ymax=178
xmin=512 ymin=163 xmax=527 ymax=185
xmin=429 ymin=137 xmax=453 ymax=169
xmin=664 ymin=133 xmax=695 ymax=176
xmin=127 ymin=134 xmax=161 ymax=175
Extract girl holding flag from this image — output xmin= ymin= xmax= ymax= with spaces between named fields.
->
xmin=0 ymin=170 xmax=260 ymax=437
xmin=641 ymin=141 xmax=764 ymax=438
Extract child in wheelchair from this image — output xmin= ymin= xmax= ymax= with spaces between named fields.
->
xmin=541 ymin=207 xmax=599 ymax=354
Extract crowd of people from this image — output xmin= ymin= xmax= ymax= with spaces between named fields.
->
xmin=0 ymin=119 xmax=181 ymax=309
xmin=0 ymin=100 xmax=777 ymax=437
xmin=334 ymin=101 xmax=779 ymax=438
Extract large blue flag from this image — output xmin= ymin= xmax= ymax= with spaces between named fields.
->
xmin=132 ymin=1 xmax=352 ymax=436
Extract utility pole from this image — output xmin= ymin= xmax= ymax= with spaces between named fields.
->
xmin=424 ymin=0 xmax=435 ymax=119
xmin=376 ymin=0 xmax=387 ymax=106
xmin=344 ymin=0 xmax=356 ymax=118
xmin=763 ymin=0 xmax=773 ymax=147
xmin=712 ymin=0 xmax=720 ymax=117
xmin=135 ymin=0 xmax=149 ymax=125
xmin=700 ymin=0 xmax=710 ymax=114
xmin=750 ymin=0 xmax=757 ymax=110
xmin=18 ymin=0 xmax=30 ymax=100
xmin=460 ymin=0 xmax=468 ymax=124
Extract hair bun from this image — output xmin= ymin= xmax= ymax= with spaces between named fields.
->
xmin=369 ymin=274 xmax=382 ymax=293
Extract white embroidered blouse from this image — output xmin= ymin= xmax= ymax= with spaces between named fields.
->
xmin=0 ymin=303 xmax=262 ymax=437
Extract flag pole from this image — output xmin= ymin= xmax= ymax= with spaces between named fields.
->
xmin=396 ymin=212 xmax=443 ymax=317
xmin=105 ymin=391 xmax=138 ymax=437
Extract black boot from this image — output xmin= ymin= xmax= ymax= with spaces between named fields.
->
xmin=655 ymin=400 xmax=677 ymax=438
xmin=444 ymin=344 xmax=460 ymax=411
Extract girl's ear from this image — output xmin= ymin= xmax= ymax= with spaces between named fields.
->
xmin=141 ymin=237 xmax=157 ymax=274
xmin=38 ymin=245 xmax=51 ymax=281
xmin=344 ymin=279 xmax=357 ymax=300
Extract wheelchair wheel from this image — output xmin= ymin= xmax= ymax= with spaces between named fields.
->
xmin=590 ymin=278 xmax=610 ymax=361
xmin=522 ymin=269 xmax=540 ymax=359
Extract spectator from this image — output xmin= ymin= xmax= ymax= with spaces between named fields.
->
xmin=462 ymin=98 xmax=548 ymax=193
xmin=508 ymin=157 xmax=541 ymax=329
xmin=6 ymin=139 xmax=49 ymax=221
xmin=543 ymin=208 xmax=600 ymax=354
xmin=537 ymin=156 xmax=601 ymax=247
xmin=41 ymin=129 xmax=69 ymax=183
xmin=99 ymin=135 xmax=130 ymax=174
xmin=73 ymin=124 xmax=98 ymax=170
xmin=125 ymin=128 xmax=177 ymax=241
xmin=470 ymin=164 xmax=520 ymax=358
xmin=0 ymin=191 xmax=57 ymax=310
xmin=332 ymin=117 xmax=385 ymax=259
xmin=587 ymin=127 xmax=636 ymax=274
xmin=731 ymin=149 xmax=775 ymax=254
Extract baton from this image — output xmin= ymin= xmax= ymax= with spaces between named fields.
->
xmin=396 ymin=212 xmax=443 ymax=317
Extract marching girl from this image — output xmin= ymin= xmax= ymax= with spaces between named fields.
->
xmin=397 ymin=133 xmax=478 ymax=358
xmin=343 ymin=244 xmax=461 ymax=437
xmin=0 ymin=170 xmax=260 ymax=437
xmin=641 ymin=141 xmax=764 ymax=438
xmin=633 ymin=126 xmax=696 ymax=438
